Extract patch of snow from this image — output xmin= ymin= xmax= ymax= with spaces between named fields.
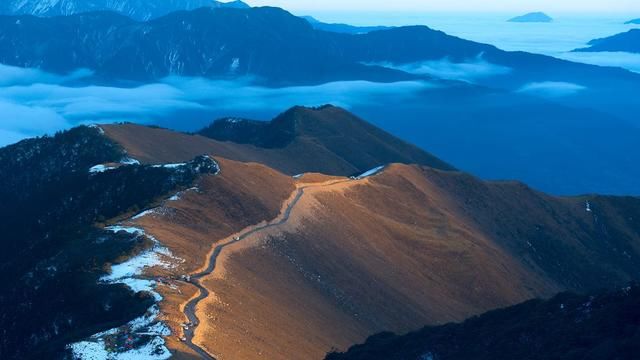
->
xmin=89 ymin=164 xmax=117 ymax=173
xmin=89 ymin=155 xmax=141 ymax=174
xmin=121 ymin=157 xmax=140 ymax=165
xmin=88 ymin=124 xmax=105 ymax=135
xmin=68 ymin=305 xmax=172 ymax=360
xmin=106 ymin=226 xmax=145 ymax=236
xmin=167 ymin=186 xmax=199 ymax=202
xmin=292 ymin=174 xmax=304 ymax=179
xmin=132 ymin=209 xmax=156 ymax=220
xmin=354 ymin=165 xmax=385 ymax=179
xmin=70 ymin=223 xmax=180 ymax=358
xmin=585 ymin=201 xmax=592 ymax=212
xmin=151 ymin=163 xmax=186 ymax=169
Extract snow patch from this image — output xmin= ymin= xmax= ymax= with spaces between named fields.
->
xmin=68 ymin=305 xmax=172 ymax=360
xmin=89 ymin=164 xmax=117 ymax=173
xmin=106 ymin=226 xmax=145 ymax=236
xmin=121 ymin=157 xmax=141 ymax=165
xmin=88 ymin=124 xmax=105 ymax=135
xmin=585 ymin=201 xmax=592 ymax=212
xmin=292 ymin=174 xmax=304 ymax=179
xmin=69 ymin=224 xmax=179 ymax=358
xmin=151 ymin=163 xmax=186 ymax=169
xmin=167 ymin=186 xmax=198 ymax=201
xmin=354 ymin=165 xmax=385 ymax=179
xmin=132 ymin=209 xmax=156 ymax=220
xmin=89 ymin=156 xmax=140 ymax=174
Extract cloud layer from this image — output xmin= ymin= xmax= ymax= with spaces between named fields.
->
xmin=370 ymin=55 xmax=512 ymax=83
xmin=0 ymin=64 xmax=434 ymax=146
xmin=518 ymin=81 xmax=587 ymax=97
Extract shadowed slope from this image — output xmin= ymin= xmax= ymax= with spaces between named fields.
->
xmin=326 ymin=285 xmax=640 ymax=360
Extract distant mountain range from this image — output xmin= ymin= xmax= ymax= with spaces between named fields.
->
xmin=625 ymin=18 xmax=640 ymax=24
xmin=0 ymin=0 xmax=250 ymax=20
xmin=508 ymin=12 xmax=553 ymax=23
xmin=0 ymin=6 xmax=635 ymax=87
xmin=327 ymin=285 xmax=640 ymax=360
xmin=301 ymin=16 xmax=391 ymax=34
xmin=576 ymin=29 xmax=640 ymax=53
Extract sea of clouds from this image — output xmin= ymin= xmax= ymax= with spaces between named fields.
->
xmin=0 ymin=64 xmax=438 ymax=146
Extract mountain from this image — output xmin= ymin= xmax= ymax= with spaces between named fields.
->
xmin=326 ymin=285 xmax=640 ymax=360
xmin=102 ymin=106 xmax=452 ymax=176
xmin=625 ymin=18 xmax=640 ymax=24
xmin=3 ymin=105 xmax=640 ymax=359
xmin=196 ymin=105 xmax=454 ymax=174
xmin=508 ymin=12 xmax=553 ymax=23
xmin=301 ymin=15 xmax=392 ymax=34
xmin=95 ymin=108 xmax=640 ymax=359
xmin=0 ymin=0 xmax=250 ymax=20
xmin=575 ymin=29 xmax=640 ymax=53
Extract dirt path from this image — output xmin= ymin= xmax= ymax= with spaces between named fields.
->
xmin=180 ymin=178 xmax=355 ymax=359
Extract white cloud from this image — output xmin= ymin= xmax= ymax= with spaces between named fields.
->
xmin=557 ymin=51 xmax=640 ymax=74
xmin=0 ymin=100 xmax=72 ymax=147
xmin=369 ymin=55 xmax=511 ymax=83
xmin=0 ymin=64 xmax=92 ymax=86
xmin=518 ymin=81 xmax=587 ymax=97
xmin=0 ymin=64 xmax=434 ymax=146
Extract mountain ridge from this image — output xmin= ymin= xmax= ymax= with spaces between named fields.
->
xmin=1 ymin=5 xmax=638 ymax=89
xmin=575 ymin=29 xmax=640 ymax=53
xmin=0 ymin=0 xmax=250 ymax=20
xmin=105 ymin=105 xmax=454 ymax=176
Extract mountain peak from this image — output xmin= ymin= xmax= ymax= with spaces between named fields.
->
xmin=508 ymin=12 xmax=553 ymax=23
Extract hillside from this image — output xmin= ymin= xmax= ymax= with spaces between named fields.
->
xmin=326 ymin=285 xmax=640 ymax=360
xmin=0 ymin=127 xmax=218 ymax=359
xmin=104 ymin=105 xmax=454 ymax=175
xmin=100 ymin=118 xmax=640 ymax=359
xmin=575 ymin=29 xmax=640 ymax=53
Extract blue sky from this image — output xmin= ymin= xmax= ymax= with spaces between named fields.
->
xmin=242 ymin=0 xmax=640 ymax=13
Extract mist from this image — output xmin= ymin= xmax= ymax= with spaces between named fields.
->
xmin=0 ymin=65 xmax=434 ymax=146
xmin=370 ymin=56 xmax=512 ymax=83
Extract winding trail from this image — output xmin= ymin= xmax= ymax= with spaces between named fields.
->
xmin=179 ymin=179 xmax=354 ymax=359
